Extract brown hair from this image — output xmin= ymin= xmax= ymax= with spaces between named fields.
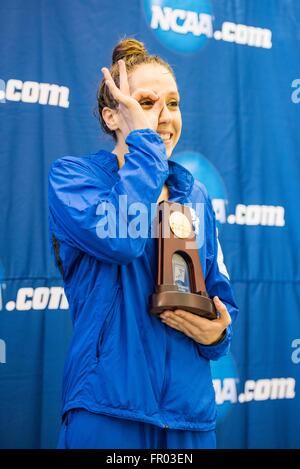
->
xmin=96 ymin=38 xmax=175 ymax=140
xmin=52 ymin=234 xmax=64 ymax=277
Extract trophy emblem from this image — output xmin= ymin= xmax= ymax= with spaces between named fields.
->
xmin=150 ymin=201 xmax=217 ymax=319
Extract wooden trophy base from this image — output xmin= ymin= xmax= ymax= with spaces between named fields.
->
xmin=150 ymin=288 xmax=217 ymax=320
xmin=150 ymin=200 xmax=217 ymax=321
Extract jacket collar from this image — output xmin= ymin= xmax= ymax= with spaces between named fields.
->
xmin=167 ymin=159 xmax=194 ymax=202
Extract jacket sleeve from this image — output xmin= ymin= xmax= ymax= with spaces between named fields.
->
xmin=197 ymin=195 xmax=239 ymax=361
xmin=48 ymin=129 xmax=168 ymax=265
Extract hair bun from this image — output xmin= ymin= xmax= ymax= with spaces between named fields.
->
xmin=112 ymin=38 xmax=148 ymax=64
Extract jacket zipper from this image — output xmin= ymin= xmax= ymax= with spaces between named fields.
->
xmin=159 ymin=327 xmax=170 ymax=429
xmin=96 ymin=286 xmax=120 ymax=361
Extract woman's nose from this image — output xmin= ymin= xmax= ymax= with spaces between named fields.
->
xmin=158 ymin=103 xmax=172 ymax=123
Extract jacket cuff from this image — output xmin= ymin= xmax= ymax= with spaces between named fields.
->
xmin=197 ymin=326 xmax=232 ymax=361
xmin=125 ymin=128 xmax=168 ymax=171
xmin=125 ymin=128 xmax=164 ymax=146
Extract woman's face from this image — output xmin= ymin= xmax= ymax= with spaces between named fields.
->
xmin=120 ymin=63 xmax=182 ymax=157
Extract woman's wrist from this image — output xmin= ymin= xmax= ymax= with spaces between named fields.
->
xmin=208 ymin=328 xmax=227 ymax=346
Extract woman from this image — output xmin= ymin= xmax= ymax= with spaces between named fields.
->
xmin=48 ymin=38 xmax=238 ymax=449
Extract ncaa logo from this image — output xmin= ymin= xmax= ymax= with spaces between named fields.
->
xmin=0 ymin=78 xmax=69 ymax=108
xmin=171 ymin=151 xmax=228 ymax=224
xmin=143 ymin=0 xmax=213 ymax=53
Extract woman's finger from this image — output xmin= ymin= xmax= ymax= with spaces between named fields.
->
xmin=118 ymin=60 xmax=130 ymax=96
xmin=161 ymin=318 xmax=194 ymax=339
xmin=101 ymin=67 xmax=113 ymax=82
xmin=131 ymin=88 xmax=160 ymax=103
xmin=101 ymin=67 xmax=129 ymax=105
xmin=172 ymin=309 xmax=208 ymax=327
xmin=213 ymin=297 xmax=232 ymax=327
xmin=162 ymin=312 xmax=202 ymax=339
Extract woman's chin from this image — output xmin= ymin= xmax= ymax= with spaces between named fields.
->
xmin=166 ymin=146 xmax=174 ymax=158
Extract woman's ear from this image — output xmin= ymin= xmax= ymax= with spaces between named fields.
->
xmin=102 ymin=107 xmax=119 ymax=131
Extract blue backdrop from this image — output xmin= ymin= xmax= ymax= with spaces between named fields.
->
xmin=1 ymin=0 xmax=299 ymax=449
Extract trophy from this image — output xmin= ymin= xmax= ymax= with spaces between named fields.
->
xmin=150 ymin=201 xmax=217 ymax=320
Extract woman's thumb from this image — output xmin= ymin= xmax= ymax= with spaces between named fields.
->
xmin=213 ymin=296 xmax=232 ymax=326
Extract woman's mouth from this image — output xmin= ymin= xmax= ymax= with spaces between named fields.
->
xmin=158 ymin=132 xmax=173 ymax=144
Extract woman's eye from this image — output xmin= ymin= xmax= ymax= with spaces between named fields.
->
xmin=139 ymin=99 xmax=180 ymax=108
xmin=139 ymin=100 xmax=154 ymax=107
xmin=168 ymin=100 xmax=179 ymax=108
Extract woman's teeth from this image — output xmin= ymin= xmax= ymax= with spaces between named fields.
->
xmin=159 ymin=133 xmax=172 ymax=142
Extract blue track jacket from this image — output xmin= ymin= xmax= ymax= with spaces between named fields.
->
xmin=48 ymin=129 xmax=238 ymax=431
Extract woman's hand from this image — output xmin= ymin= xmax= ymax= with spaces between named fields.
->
xmin=101 ymin=60 xmax=164 ymax=139
xmin=159 ymin=296 xmax=232 ymax=345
